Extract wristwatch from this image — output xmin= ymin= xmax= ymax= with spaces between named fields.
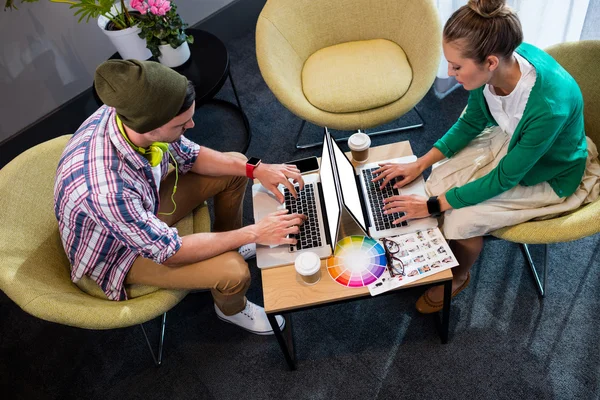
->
xmin=246 ymin=157 xmax=262 ymax=179
xmin=426 ymin=196 xmax=442 ymax=218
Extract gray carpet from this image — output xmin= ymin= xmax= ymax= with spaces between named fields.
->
xmin=1 ymin=29 xmax=599 ymax=400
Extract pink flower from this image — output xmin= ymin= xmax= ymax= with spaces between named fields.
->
xmin=130 ymin=0 xmax=149 ymax=15
xmin=148 ymin=0 xmax=171 ymax=16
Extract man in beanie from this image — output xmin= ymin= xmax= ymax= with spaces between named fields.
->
xmin=54 ymin=60 xmax=305 ymax=335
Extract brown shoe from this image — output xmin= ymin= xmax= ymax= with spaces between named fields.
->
xmin=415 ymin=272 xmax=471 ymax=314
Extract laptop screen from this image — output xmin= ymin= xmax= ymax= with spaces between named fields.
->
xmin=320 ymin=131 xmax=341 ymax=248
xmin=329 ymin=134 xmax=368 ymax=233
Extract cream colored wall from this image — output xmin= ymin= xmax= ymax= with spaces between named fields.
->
xmin=0 ymin=0 xmax=233 ymax=143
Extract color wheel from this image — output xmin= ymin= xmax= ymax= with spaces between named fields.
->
xmin=326 ymin=236 xmax=387 ymax=287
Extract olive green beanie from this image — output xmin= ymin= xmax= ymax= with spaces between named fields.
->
xmin=94 ymin=60 xmax=188 ymax=133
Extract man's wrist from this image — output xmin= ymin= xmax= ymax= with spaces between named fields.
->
xmin=252 ymin=162 xmax=263 ymax=178
xmin=240 ymin=225 xmax=259 ymax=243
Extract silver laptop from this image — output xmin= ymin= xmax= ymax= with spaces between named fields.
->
xmin=327 ymin=129 xmax=437 ymax=239
xmin=348 ymin=162 xmax=438 ymax=240
xmin=252 ymin=131 xmax=338 ymax=268
xmin=252 ymin=129 xmax=437 ymax=268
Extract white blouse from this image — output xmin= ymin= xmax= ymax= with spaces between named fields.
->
xmin=483 ymin=52 xmax=537 ymax=137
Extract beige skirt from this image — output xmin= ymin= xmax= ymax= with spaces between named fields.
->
xmin=425 ymin=126 xmax=600 ymax=240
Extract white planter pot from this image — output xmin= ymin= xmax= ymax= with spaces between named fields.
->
xmin=97 ymin=4 xmax=151 ymax=60
xmin=158 ymin=42 xmax=191 ymax=68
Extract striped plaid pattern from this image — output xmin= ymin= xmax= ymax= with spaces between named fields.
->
xmin=54 ymin=106 xmax=200 ymax=300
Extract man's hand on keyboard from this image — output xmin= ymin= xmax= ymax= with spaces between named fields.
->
xmin=373 ymin=161 xmax=423 ymax=189
xmin=254 ymin=163 xmax=305 ymax=203
xmin=252 ymin=209 xmax=306 ymax=245
xmin=383 ymin=194 xmax=429 ymax=224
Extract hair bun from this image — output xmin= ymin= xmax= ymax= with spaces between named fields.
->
xmin=467 ymin=0 xmax=511 ymax=18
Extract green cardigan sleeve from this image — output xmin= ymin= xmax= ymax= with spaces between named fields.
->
xmin=433 ymin=90 xmax=489 ymax=157
xmin=445 ymin=109 xmax=566 ymax=208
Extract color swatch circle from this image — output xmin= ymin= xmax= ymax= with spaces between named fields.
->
xmin=326 ymin=236 xmax=387 ymax=287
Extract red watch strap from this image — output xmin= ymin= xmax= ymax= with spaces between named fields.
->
xmin=246 ymin=158 xmax=262 ymax=179
xmin=246 ymin=162 xmax=255 ymax=179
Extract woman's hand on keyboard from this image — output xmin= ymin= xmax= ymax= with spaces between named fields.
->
xmin=252 ymin=210 xmax=306 ymax=245
xmin=373 ymin=161 xmax=423 ymax=189
xmin=254 ymin=163 xmax=304 ymax=203
xmin=382 ymin=194 xmax=429 ymax=224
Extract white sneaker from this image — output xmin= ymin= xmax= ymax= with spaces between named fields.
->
xmin=238 ymin=243 xmax=256 ymax=260
xmin=214 ymin=301 xmax=285 ymax=335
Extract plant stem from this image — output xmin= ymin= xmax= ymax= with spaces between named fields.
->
xmin=121 ymin=0 xmax=133 ymax=27
xmin=107 ymin=11 xmax=126 ymax=30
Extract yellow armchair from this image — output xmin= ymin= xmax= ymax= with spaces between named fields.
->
xmin=0 ymin=135 xmax=211 ymax=364
xmin=491 ymin=41 xmax=600 ymax=296
xmin=256 ymin=0 xmax=441 ymax=148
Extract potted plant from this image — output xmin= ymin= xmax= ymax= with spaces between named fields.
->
xmin=131 ymin=0 xmax=194 ymax=67
xmin=4 ymin=0 xmax=152 ymax=60
xmin=96 ymin=0 xmax=152 ymax=60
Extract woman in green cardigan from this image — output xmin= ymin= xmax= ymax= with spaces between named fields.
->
xmin=373 ymin=0 xmax=600 ymax=313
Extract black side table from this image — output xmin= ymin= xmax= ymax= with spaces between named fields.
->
xmin=93 ymin=28 xmax=251 ymax=153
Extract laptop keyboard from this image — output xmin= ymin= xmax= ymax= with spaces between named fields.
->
xmin=361 ymin=168 xmax=408 ymax=231
xmin=283 ymin=183 xmax=323 ymax=251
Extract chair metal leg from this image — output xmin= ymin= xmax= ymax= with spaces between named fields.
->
xmin=140 ymin=312 xmax=167 ymax=366
xmin=520 ymin=243 xmax=548 ymax=298
xmin=227 ymin=70 xmax=252 ymax=154
xmin=364 ymin=106 xmax=425 ymax=137
xmin=295 ymin=120 xmax=312 ymax=149
xmin=295 ymin=107 xmax=425 ymax=149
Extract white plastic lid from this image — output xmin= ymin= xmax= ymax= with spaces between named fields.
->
xmin=294 ymin=252 xmax=321 ymax=276
xmin=348 ymin=132 xmax=371 ymax=151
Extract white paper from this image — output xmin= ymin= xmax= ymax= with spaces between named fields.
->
xmin=368 ymin=227 xmax=458 ymax=296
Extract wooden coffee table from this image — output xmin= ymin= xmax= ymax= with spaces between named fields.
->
xmin=262 ymin=140 xmax=454 ymax=370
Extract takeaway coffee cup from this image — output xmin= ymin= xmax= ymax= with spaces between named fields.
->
xmin=295 ymin=252 xmax=321 ymax=285
xmin=348 ymin=132 xmax=371 ymax=163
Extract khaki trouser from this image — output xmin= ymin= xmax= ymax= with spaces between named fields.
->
xmin=426 ymin=127 xmax=600 ymax=240
xmin=126 ymin=153 xmax=251 ymax=316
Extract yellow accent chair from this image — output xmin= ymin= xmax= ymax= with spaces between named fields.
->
xmin=491 ymin=41 xmax=600 ymax=297
xmin=0 ymin=135 xmax=211 ymax=364
xmin=256 ymin=0 xmax=442 ymax=148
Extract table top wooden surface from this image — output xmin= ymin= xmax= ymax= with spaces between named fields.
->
xmin=261 ymin=140 xmax=453 ymax=314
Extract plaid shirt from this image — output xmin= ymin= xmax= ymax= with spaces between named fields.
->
xmin=54 ymin=106 xmax=200 ymax=300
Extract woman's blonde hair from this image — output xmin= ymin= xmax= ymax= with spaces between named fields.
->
xmin=443 ymin=0 xmax=523 ymax=64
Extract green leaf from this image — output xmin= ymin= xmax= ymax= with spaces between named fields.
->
xmin=68 ymin=0 xmax=114 ymax=24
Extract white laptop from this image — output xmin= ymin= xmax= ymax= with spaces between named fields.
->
xmin=252 ymin=129 xmax=437 ymax=269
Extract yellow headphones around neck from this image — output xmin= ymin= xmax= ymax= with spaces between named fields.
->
xmin=116 ymin=115 xmax=178 ymax=216
xmin=116 ymin=115 xmax=168 ymax=167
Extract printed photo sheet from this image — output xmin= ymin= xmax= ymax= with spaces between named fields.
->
xmin=368 ymin=227 xmax=458 ymax=296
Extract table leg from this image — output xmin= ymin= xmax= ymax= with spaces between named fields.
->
xmin=267 ymin=313 xmax=296 ymax=370
xmin=438 ymin=279 xmax=452 ymax=344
